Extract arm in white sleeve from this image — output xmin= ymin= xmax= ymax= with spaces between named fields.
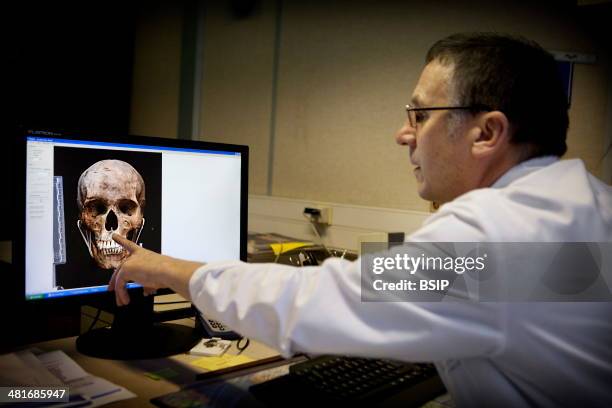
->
xmin=188 ymin=196 xmax=506 ymax=361
xmin=189 ymin=256 xmax=505 ymax=361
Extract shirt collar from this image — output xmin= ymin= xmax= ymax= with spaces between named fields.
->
xmin=491 ymin=156 xmax=559 ymax=189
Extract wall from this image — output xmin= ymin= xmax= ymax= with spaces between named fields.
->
xmin=198 ymin=1 xmax=277 ymax=194
xmin=197 ymin=1 xmax=610 ymax=205
xmin=248 ymin=195 xmax=429 ymax=251
xmin=129 ymin=2 xmax=184 ymax=138
xmin=130 ymin=0 xmax=612 ymax=232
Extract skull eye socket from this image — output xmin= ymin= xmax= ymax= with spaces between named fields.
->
xmin=85 ymin=200 xmax=108 ymax=216
xmin=117 ymin=199 xmax=139 ymax=216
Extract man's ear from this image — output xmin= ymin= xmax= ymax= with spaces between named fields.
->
xmin=470 ymin=111 xmax=510 ymax=158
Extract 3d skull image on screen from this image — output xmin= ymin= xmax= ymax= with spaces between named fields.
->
xmin=76 ymin=160 xmax=146 ymax=270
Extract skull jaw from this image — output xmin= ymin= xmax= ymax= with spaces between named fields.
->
xmin=91 ymin=246 xmax=128 ymax=270
xmin=90 ymin=232 xmax=130 ymax=269
xmin=77 ymin=219 xmax=145 ymax=270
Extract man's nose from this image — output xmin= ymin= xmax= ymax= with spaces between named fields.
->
xmin=395 ymin=120 xmax=416 ymax=148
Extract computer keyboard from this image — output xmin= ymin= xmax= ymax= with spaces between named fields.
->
xmin=249 ymin=355 xmax=446 ymax=406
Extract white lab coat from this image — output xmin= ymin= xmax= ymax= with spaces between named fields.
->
xmin=189 ymin=156 xmax=612 ymax=407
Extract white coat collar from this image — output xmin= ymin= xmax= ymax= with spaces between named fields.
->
xmin=491 ymin=155 xmax=559 ymax=189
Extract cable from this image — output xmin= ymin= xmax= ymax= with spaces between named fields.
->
xmin=303 ymin=213 xmax=332 ymax=256
xmin=82 ymin=313 xmax=112 ymax=327
xmin=236 ymin=337 xmax=250 ymax=354
xmin=84 ymin=309 xmax=113 ymax=332
xmin=340 ymin=248 xmax=347 ymax=260
xmin=87 ymin=309 xmax=101 ymax=331
xmin=273 ymin=238 xmax=283 ymax=264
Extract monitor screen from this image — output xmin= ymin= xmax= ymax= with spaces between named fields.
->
xmin=24 ymin=132 xmax=246 ymax=300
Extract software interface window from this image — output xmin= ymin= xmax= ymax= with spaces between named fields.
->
xmin=25 ymin=136 xmax=242 ymax=299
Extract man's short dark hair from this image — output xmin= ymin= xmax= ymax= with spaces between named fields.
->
xmin=426 ymin=32 xmax=568 ymax=158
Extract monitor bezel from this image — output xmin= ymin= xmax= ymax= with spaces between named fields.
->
xmin=13 ymin=128 xmax=249 ymax=305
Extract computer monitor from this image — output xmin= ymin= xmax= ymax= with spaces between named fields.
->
xmin=14 ymin=129 xmax=248 ymax=359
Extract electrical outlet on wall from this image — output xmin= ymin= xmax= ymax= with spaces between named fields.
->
xmin=303 ymin=206 xmax=333 ymax=225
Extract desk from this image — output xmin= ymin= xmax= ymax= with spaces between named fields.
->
xmin=29 ymin=319 xmax=280 ymax=407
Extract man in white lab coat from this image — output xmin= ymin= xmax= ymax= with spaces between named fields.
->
xmin=109 ymin=33 xmax=612 ymax=407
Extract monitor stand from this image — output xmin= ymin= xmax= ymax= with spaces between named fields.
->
xmin=76 ymin=294 xmax=201 ymax=360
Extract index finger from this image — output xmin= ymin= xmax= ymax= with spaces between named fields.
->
xmin=112 ymin=233 xmax=140 ymax=253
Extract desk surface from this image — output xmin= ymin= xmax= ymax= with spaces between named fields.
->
xmin=31 ymin=320 xmax=279 ymax=407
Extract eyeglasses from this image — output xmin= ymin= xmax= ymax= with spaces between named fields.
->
xmin=405 ymin=103 xmax=491 ymax=129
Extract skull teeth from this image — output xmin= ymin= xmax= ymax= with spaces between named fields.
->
xmin=96 ymin=239 xmax=124 ymax=256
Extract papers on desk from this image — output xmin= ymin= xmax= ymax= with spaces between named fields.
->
xmin=0 ymin=350 xmax=135 ymax=407
xmin=190 ymin=354 xmax=254 ymax=371
xmin=0 ymin=350 xmax=64 ymax=386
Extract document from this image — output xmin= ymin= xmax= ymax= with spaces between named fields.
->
xmin=0 ymin=349 xmax=135 ymax=407
xmin=0 ymin=351 xmax=62 ymax=386
xmin=190 ymin=354 xmax=254 ymax=371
